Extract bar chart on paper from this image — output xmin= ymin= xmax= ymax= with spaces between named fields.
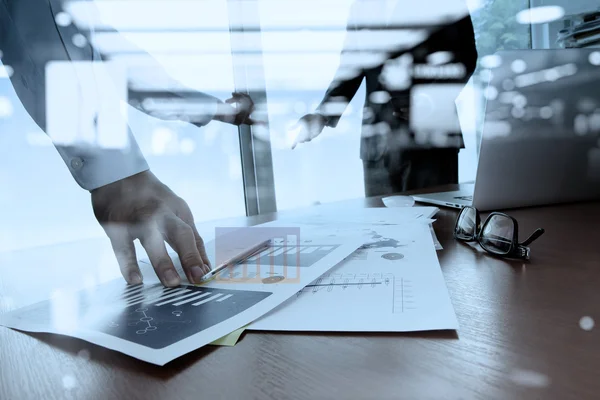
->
xmin=102 ymin=282 xmax=272 ymax=348
xmin=203 ymin=240 xmax=347 ymax=283
xmin=12 ymin=280 xmax=273 ymax=349
xmin=239 ymin=241 xmax=341 ymax=268
xmin=143 ymin=241 xmax=344 ymax=283
xmin=248 ymin=223 xmax=461 ymax=333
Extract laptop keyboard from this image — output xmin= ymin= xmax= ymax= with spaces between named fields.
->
xmin=454 ymin=195 xmax=473 ymax=201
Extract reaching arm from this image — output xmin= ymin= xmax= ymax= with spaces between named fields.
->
xmin=1 ymin=0 xmax=222 ymax=286
xmin=1 ymin=0 xmax=150 ymax=191
xmin=290 ymin=0 xmax=366 ymax=148
xmin=1 ymin=0 xmax=254 ymax=190
xmin=404 ymin=2 xmax=478 ymax=85
xmin=456 ymin=14 xmax=478 ymax=82
xmin=314 ymin=2 xmax=366 ymax=128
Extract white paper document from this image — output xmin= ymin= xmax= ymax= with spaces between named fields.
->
xmin=0 ymin=232 xmax=363 ymax=365
xmin=273 ymin=206 xmax=441 ymax=249
xmin=429 ymin=224 xmax=443 ymax=250
xmin=249 ymin=223 xmax=458 ymax=332
xmin=274 ymin=206 xmax=439 ymax=227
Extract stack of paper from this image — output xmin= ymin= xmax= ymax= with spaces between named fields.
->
xmin=0 ymin=206 xmax=455 ymax=365
xmin=248 ymin=206 xmax=457 ymax=332
xmin=0 ymin=233 xmax=363 ymax=365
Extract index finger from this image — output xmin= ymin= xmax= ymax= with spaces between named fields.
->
xmin=163 ymin=215 xmax=210 ymax=284
xmin=177 ymin=214 xmax=212 ymax=270
xmin=191 ymin=224 xmax=211 ymax=269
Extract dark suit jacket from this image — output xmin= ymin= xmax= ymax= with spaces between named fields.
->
xmin=1 ymin=0 xmax=227 ymax=190
xmin=317 ymin=1 xmax=478 ymax=162
xmin=0 ymin=0 xmax=99 ymax=131
xmin=0 ymin=0 xmax=222 ymax=132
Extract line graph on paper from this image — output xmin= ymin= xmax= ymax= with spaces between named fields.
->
xmin=296 ymin=272 xmax=416 ymax=313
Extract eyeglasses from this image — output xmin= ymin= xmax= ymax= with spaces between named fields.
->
xmin=453 ymin=206 xmax=545 ymax=260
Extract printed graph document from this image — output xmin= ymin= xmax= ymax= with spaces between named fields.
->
xmin=271 ymin=206 xmax=441 ymax=248
xmin=0 ymin=231 xmax=363 ymax=366
xmin=249 ymin=223 xmax=458 ymax=332
xmin=273 ymin=206 xmax=439 ymax=227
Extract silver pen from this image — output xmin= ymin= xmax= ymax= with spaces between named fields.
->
xmin=198 ymin=238 xmax=272 ymax=283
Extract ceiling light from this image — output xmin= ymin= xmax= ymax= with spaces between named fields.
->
xmin=516 ymin=6 xmax=565 ymax=25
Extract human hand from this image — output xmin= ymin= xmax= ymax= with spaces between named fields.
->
xmin=91 ymin=171 xmax=211 ymax=287
xmin=214 ymin=92 xmax=256 ymax=126
xmin=290 ymin=113 xmax=327 ymax=149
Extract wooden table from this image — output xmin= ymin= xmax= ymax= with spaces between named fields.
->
xmin=1 ymin=187 xmax=599 ymax=400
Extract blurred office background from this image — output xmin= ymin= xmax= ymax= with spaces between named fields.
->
xmin=0 ymin=0 xmax=598 ymax=251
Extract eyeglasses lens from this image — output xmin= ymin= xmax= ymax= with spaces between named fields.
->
xmin=455 ymin=207 xmax=477 ymax=240
xmin=480 ymin=214 xmax=514 ymax=254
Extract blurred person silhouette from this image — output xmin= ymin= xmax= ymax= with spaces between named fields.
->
xmin=292 ymin=0 xmax=478 ymax=196
xmin=0 ymin=0 xmax=257 ymax=287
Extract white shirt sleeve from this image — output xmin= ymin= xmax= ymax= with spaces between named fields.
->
xmin=53 ymin=132 xmax=150 ymax=191
xmin=2 ymin=1 xmax=220 ymax=191
xmin=1 ymin=1 xmax=151 ymax=192
xmin=61 ymin=12 xmax=150 ymax=191
xmin=43 ymin=58 xmax=151 ymax=191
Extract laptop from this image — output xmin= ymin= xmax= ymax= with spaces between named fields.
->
xmin=412 ymin=48 xmax=600 ymax=211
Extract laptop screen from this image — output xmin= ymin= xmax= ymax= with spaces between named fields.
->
xmin=473 ymin=48 xmax=600 ymax=209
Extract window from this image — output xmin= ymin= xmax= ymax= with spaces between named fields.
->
xmin=255 ymin=0 xmax=365 ymax=210
xmin=471 ymin=0 xmax=532 ymax=58
xmin=0 ymin=0 xmax=538 ymax=253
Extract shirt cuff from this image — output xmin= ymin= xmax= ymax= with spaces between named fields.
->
xmin=53 ymin=130 xmax=150 ymax=191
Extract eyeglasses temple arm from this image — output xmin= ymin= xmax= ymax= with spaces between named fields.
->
xmin=520 ymin=228 xmax=545 ymax=246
